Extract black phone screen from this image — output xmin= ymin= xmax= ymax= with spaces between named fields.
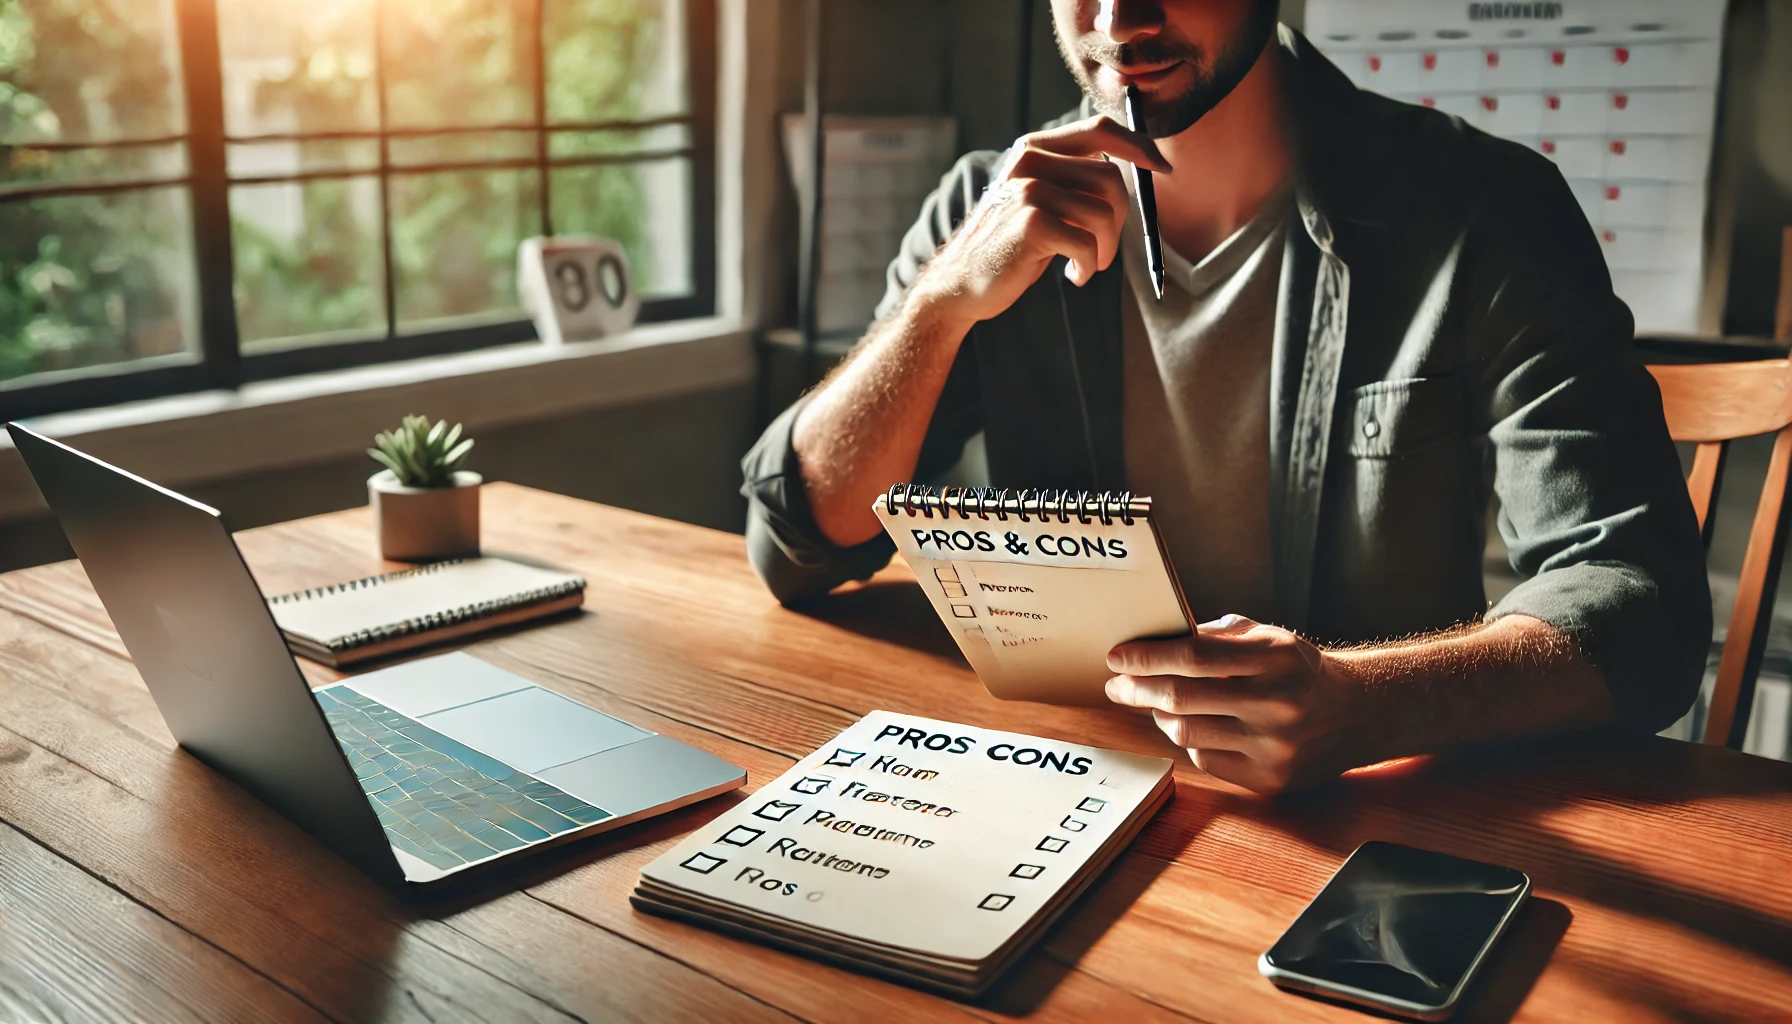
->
xmin=1262 ymin=841 xmax=1529 ymax=1009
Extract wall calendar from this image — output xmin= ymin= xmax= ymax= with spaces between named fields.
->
xmin=1306 ymin=1 xmax=1726 ymax=334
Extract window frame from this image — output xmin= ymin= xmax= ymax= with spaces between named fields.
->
xmin=1 ymin=0 xmax=717 ymax=421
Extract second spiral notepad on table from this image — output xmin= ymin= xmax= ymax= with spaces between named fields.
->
xmin=873 ymin=485 xmax=1193 ymax=705
xmin=267 ymin=556 xmax=586 ymax=667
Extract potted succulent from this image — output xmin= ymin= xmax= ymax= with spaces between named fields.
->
xmin=366 ymin=415 xmax=480 ymax=561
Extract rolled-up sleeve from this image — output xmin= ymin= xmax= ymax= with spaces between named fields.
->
xmin=741 ymin=393 xmax=899 ymax=603
xmin=741 ymin=151 xmax=999 ymax=604
xmin=1475 ymin=158 xmax=1710 ymax=734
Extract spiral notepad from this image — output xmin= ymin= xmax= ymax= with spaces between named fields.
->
xmin=633 ymin=710 xmax=1174 ymax=997
xmin=266 ymin=556 xmax=586 ymax=667
xmin=873 ymin=485 xmax=1192 ymax=705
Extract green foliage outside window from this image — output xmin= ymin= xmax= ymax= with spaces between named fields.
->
xmin=1 ymin=0 xmax=680 ymax=384
xmin=0 ymin=0 xmax=191 ymax=381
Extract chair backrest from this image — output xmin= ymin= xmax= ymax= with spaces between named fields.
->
xmin=1645 ymin=227 xmax=1792 ymax=748
xmin=1647 ymin=359 xmax=1792 ymax=748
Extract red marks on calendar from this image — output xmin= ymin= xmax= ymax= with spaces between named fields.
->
xmin=1307 ymin=7 xmax=1724 ymax=335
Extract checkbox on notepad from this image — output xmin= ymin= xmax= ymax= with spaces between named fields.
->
xmin=979 ymin=893 xmax=1014 ymax=911
xmin=791 ymin=775 xmax=833 ymax=795
xmin=718 ymin=826 xmax=764 ymax=847
xmin=935 ymin=565 xmax=959 ymax=582
xmin=1036 ymin=836 xmax=1069 ymax=853
xmin=824 ymin=749 xmax=865 ymax=768
xmin=951 ymin=604 xmax=977 ymax=618
xmin=1076 ymin=796 xmax=1108 ymax=813
xmin=941 ymin=581 xmax=967 ymax=598
xmin=680 ymin=852 xmax=727 ymax=874
xmin=753 ymin=800 xmax=801 ymax=822
xmin=1010 ymin=863 xmax=1045 ymax=879
xmin=1060 ymin=816 xmax=1088 ymax=832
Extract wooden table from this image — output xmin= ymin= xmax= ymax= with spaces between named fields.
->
xmin=1 ymin=483 xmax=1788 ymax=1023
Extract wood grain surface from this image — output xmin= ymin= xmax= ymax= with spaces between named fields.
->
xmin=1650 ymin=359 xmax=1792 ymax=444
xmin=1 ymin=483 xmax=1788 ymax=1023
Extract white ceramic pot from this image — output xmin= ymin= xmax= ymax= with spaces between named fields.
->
xmin=368 ymin=470 xmax=481 ymax=562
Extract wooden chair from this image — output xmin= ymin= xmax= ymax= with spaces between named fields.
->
xmin=1644 ymin=226 xmax=1792 ymax=748
xmin=1648 ymin=358 xmax=1792 ymax=748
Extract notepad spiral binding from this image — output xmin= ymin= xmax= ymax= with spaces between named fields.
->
xmin=265 ymin=558 xmax=465 ymax=606
xmin=265 ymin=559 xmax=586 ymax=652
xmin=882 ymin=484 xmax=1149 ymax=526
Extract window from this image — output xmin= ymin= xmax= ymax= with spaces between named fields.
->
xmin=0 ymin=0 xmax=715 ymax=420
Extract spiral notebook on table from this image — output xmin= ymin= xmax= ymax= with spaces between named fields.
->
xmin=266 ymin=556 xmax=586 ymax=667
xmin=633 ymin=710 xmax=1175 ymax=997
xmin=874 ymin=486 xmax=1192 ymax=706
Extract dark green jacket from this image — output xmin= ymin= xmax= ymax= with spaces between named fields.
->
xmin=741 ymin=27 xmax=1709 ymax=734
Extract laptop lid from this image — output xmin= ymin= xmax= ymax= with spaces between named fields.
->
xmin=6 ymin=423 xmax=403 ymax=888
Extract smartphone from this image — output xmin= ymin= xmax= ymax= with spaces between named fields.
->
xmin=1258 ymin=841 xmax=1531 ymax=1021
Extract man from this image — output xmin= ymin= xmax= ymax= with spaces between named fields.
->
xmin=742 ymin=1 xmax=1710 ymax=793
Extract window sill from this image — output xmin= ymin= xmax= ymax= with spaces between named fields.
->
xmin=0 ymin=317 xmax=755 ymax=524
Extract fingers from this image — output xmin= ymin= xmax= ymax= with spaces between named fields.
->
xmin=1150 ymin=710 xmax=1253 ymax=752
xmin=1198 ymin=613 xmax=1261 ymax=637
xmin=1106 ymin=672 xmax=1241 ymax=716
xmin=1101 ymin=615 xmax=1341 ymax=797
xmin=1013 ymin=205 xmax=1103 ymax=286
xmin=1008 ymin=178 xmax=1124 ymax=275
xmin=1107 ymin=627 xmax=1293 ymax=678
xmin=1103 ymin=674 xmax=1218 ymax=713
xmin=1004 ymin=147 xmax=1131 ymax=219
xmin=1188 ymin=748 xmax=1292 ymax=795
xmin=919 ymin=116 xmax=1160 ymax=320
xmin=1025 ymin=115 xmax=1171 ymax=172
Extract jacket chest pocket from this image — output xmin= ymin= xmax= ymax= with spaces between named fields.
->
xmin=1312 ymin=375 xmax=1485 ymax=641
xmin=1343 ymin=376 xmax=1466 ymax=458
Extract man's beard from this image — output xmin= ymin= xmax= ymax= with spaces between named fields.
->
xmin=1056 ymin=1 xmax=1279 ymax=137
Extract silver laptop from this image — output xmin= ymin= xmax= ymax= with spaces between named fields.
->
xmin=7 ymin=422 xmax=745 ymax=893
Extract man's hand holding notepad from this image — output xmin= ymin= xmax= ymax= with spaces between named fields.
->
xmin=873 ymin=484 xmax=1193 ymax=705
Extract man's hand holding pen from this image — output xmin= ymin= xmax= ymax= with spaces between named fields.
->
xmin=908 ymin=116 xmax=1170 ymax=329
xmin=791 ymin=115 xmax=1170 ymax=550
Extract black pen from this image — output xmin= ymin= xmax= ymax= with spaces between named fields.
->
xmin=1123 ymin=84 xmax=1165 ymax=301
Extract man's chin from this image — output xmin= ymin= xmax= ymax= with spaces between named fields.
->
xmin=1142 ymin=71 xmax=1211 ymax=135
